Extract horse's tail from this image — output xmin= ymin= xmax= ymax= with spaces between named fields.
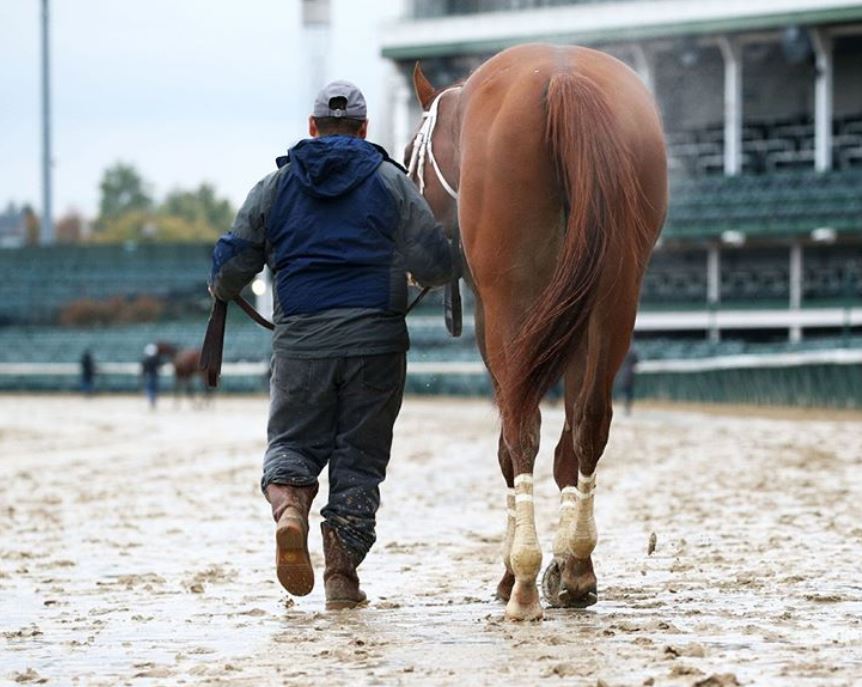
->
xmin=504 ymin=70 xmax=651 ymax=431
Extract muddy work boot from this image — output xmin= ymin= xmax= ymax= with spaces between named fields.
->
xmin=265 ymin=484 xmax=317 ymax=596
xmin=321 ymin=524 xmax=367 ymax=610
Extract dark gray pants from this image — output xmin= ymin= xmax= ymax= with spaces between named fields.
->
xmin=262 ymin=353 xmax=406 ymax=563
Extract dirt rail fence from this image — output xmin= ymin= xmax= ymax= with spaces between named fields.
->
xmin=1 ymin=350 xmax=860 ymax=407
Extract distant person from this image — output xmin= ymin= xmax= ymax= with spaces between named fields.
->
xmin=620 ymin=347 xmax=639 ymax=416
xmin=80 ymin=349 xmax=96 ymax=396
xmin=141 ymin=343 xmax=161 ymax=409
xmin=209 ymin=80 xmax=457 ymax=609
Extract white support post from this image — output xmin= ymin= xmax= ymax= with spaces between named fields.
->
xmin=707 ymin=245 xmax=721 ymax=343
xmin=630 ymin=44 xmax=655 ymax=94
xmin=40 ymin=0 xmax=53 ymax=245
xmin=301 ymin=1 xmax=331 ymax=97
xmin=718 ymin=36 xmax=743 ymax=176
xmin=789 ymin=242 xmax=803 ymax=343
xmin=811 ymin=28 xmax=834 ymax=173
xmin=256 ymin=267 xmax=273 ymax=322
xmin=390 ymin=65 xmax=413 ymax=161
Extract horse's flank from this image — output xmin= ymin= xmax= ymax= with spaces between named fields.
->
xmin=156 ymin=341 xmax=205 ymax=383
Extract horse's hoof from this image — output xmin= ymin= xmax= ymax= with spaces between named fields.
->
xmin=542 ymin=559 xmax=598 ymax=608
xmin=505 ymin=598 xmax=544 ymax=621
xmin=495 ymin=569 xmax=515 ymax=602
xmin=541 ymin=559 xmax=563 ymax=606
xmin=557 ymin=588 xmax=598 ymax=609
xmin=505 ymin=581 xmax=544 ymax=621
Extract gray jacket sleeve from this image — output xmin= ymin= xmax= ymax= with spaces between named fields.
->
xmin=379 ymin=163 xmax=459 ymax=288
xmin=209 ymin=170 xmax=280 ymax=301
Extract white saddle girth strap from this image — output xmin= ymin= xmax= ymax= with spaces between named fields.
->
xmin=406 ymin=87 xmax=460 ymax=201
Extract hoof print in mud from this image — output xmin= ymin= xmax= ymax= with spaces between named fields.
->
xmin=542 ymin=560 xmax=598 ymax=609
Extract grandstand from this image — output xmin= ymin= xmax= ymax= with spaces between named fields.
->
xmin=0 ymin=240 xmax=857 ymax=404
xmin=380 ymin=0 xmax=862 ymax=345
xmin=377 ymin=0 xmax=862 ymax=404
xmin=0 ymin=244 xmax=213 ymax=325
xmin=1 ymin=0 xmax=861 ymax=407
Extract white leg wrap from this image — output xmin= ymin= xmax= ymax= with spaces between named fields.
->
xmin=554 ymin=471 xmax=597 ymax=560
xmin=552 ymin=496 xmax=575 ymax=559
xmin=510 ymin=474 xmax=542 ymax=579
xmin=501 ymin=488 xmax=515 ymax=570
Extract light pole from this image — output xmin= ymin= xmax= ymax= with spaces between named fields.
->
xmin=41 ymin=0 xmax=54 ymax=244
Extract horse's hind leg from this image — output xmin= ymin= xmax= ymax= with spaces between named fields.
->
xmin=500 ymin=406 xmax=543 ymax=621
xmin=481 ymin=305 xmax=543 ymax=620
xmin=543 ymin=360 xmax=596 ymax=608
xmin=551 ymin=312 xmax=632 ymax=608
xmin=474 ymin=303 xmax=518 ymax=603
xmin=496 ymin=433 xmax=516 ymax=601
xmin=551 ymin=409 xmax=599 ymax=607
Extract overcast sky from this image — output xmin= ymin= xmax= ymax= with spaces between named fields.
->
xmin=0 ymin=1 xmax=324 ymax=218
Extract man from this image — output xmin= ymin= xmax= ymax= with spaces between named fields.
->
xmin=209 ymin=80 xmax=457 ymax=609
xmin=80 ymin=349 xmax=96 ymax=396
xmin=141 ymin=343 xmax=161 ymax=409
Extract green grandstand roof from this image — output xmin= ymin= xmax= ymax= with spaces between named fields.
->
xmin=381 ymin=5 xmax=862 ymax=60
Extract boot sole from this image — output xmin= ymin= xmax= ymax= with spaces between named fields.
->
xmin=276 ymin=516 xmax=314 ymax=596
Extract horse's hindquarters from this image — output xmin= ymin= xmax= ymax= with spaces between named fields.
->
xmin=454 ymin=43 xmax=667 ymax=620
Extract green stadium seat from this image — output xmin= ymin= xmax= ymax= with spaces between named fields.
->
xmin=665 ymin=169 xmax=862 ymax=240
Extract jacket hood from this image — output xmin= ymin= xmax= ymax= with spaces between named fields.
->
xmin=285 ymin=136 xmax=383 ymax=199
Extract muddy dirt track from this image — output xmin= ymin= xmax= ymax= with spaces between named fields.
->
xmin=1 ymin=394 xmax=861 ymax=686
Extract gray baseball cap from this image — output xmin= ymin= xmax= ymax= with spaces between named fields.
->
xmin=312 ymin=80 xmax=367 ymax=120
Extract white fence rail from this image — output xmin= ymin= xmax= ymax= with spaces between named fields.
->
xmin=1 ymin=349 xmax=860 ymax=379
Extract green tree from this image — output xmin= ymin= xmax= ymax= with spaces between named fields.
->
xmin=89 ymin=210 xmax=152 ymax=243
xmin=92 ymin=210 xmax=213 ymax=244
xmin=161 ymin=183 xmax=234 ymax=234
xmin=89 ymin=163 xmax=236 ymax=243
xmin=98 ymin=162 xmax=153 ymax=222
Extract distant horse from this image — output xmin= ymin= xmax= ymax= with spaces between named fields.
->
xmin=406 ymin=44 xmax=667 ymax=620
xmin=155 ymin=342 xmax=211 ymax=403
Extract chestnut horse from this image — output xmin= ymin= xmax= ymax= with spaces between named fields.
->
xmin=407 ymin=44 xmax=667 ymax=620
xmin=156 ymin=342 xmax=210 ymax=402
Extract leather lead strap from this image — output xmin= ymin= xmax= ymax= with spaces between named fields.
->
xmin=199 ymin=296 xmax=272 ymax=389
xmin=406 ymin=287 xmax=431 ymax=313
xmin=199 ymin=299 xmax=228 ymax=388
xmin=203 ymin=283 xmax=434 ymax=389
xmin=233 ymin=295 xmax=275 ymax=331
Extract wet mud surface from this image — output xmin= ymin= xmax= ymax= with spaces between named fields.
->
xmin=1 ymin=394 xmax=861 ymax=686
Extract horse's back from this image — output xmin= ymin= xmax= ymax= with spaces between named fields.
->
xmin=463 ymin=43 xmax=662 ymax=146
xmin=461 ymin=42 xmax=664 ymax=198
